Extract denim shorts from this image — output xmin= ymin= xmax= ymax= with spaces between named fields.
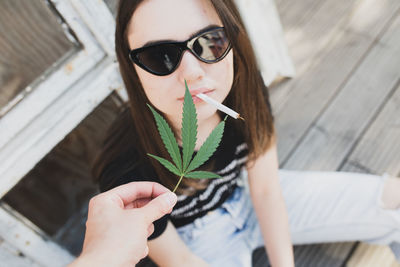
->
xmin=176 ymin=169 xmax=400 ymax=266
xmin=176 ymin=175 xmax=258 ymax=266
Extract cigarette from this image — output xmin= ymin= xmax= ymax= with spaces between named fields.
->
xmin=196 ymin=93 xmax=244 ymax=120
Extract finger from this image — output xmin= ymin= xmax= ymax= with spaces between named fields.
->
xmin=104 ymin=182 xmax=170 ymax=206
xmin=147 ymin=223 xmax=154 ymax=237
xmin=125 ymin=198 xmax=152 ymax=209
xmin=139 ymin=192 xmax=177 ymax=223
xmin=139 ymin=245 xmax=149 ymax=261
xmin=134 ymin=198 xmax=153 ymax=209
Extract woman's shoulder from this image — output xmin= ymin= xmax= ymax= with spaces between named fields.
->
xmin=92 ymin=105 xmax=157 ymax=192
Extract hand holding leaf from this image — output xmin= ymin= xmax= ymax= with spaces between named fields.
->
xmin=147 ymin=81 xmax=226 ymax=193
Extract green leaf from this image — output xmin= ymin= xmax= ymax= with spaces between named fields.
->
xmin=146 ymin=82 xmax=227 ymax=192
xmin=185 ymin=171 xmax=221 ymax=179
xmin=147 ymin=104 xmax=182 ymax=172
xmin=181 ymin=80 xmax=197 ymax=172
xmin=147 ymin=153 xmax=181 ymax=176
xmin=185 ymin=120 xmax=225 ymax=173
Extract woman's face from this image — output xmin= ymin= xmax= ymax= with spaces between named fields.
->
xmin=127 ymin=0 xmax=234 ymax=128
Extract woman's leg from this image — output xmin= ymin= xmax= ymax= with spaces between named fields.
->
xmin=275 ymin=170 xmax=400 ymax=261
xmin=176 ymin=184 xmax=256 ymax=267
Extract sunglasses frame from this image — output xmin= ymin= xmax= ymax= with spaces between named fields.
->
xmin=128 ymin=27 xmax=232 ymax=76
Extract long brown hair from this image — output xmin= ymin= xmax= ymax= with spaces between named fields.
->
xmin=92 ymin=0 xmax=275 ymax=194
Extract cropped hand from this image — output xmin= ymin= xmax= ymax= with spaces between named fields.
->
xmin=70 ymin=182 xmax=177 ymax=267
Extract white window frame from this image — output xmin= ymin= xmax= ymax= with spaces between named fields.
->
xmin=0 ymin=0 xmax=124 ymax=265
xmin=0 ymin=0 xmax=121 ymax=197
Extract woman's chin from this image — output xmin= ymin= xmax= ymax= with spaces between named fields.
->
xmin=196 ymin=105 xmax=220 ymax=123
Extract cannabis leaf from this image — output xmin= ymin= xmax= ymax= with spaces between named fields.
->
xmin=147 ymin=81 xmax=226 ymax=193
xmin=185 ymin=117 xmax=226 ymax=174
xmin=181 ymin=80 xmax=197 ymax=172
xmin=147 ymin=104 xmax=182 ymax=173
xmin=184 ymin=171 xmax=220 ymax=179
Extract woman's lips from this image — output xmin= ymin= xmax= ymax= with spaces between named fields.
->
xmin=178 ymin=89 xmax=214 ymax=103
xmin=191 ymin=95 xmax=204 ymax=104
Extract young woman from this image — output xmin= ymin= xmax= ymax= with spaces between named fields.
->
xmin=92 ymin=0 xmax=400 ymax=266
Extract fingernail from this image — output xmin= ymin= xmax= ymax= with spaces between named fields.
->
xmin=164 ymin=192 xmax=177 ymax=207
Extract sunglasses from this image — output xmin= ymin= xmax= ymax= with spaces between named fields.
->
xmin=129 ymin=27 xmax=232 ymax=76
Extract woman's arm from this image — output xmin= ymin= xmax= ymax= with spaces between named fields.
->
xmin=246 ymin=141 xmax=294 ymax=267
xmin=148 ymin=221 xmax=209 ymax=267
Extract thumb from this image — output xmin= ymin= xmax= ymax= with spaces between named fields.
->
xmin=140 ymin=192 xmax=177 ymax=223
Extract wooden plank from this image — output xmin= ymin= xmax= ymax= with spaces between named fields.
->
xmin=295 ymin=243 xmax=356 ymax=267
xmin=270 ymin=0 xmax=361 ymax=109
xmin=262 ymin=0 xmax=395 ymax=265
xmin=103 ymin=0 xmax=118 ymax=17
xmin=346 ymin=243 xmax=400 ymax=267
xmin=341 ymin=161 xmax=372 ymax=174
xmin=276 ymin=0 xmax=325 ymax=35
xmin=340 ymin=55 xmax=400 ymax=267
xmin=277 ymin=0 xmax=354 ymax=75
xmin=281 ymin=11 xmax=400 ymax=266
xmin=273 ymin=0 xmax=400 ymax=164
xmin=269 ymin=1 xmax=400 ymax=266
xmin=342 ymin=81 xmax=400 ymax=176
xmin=252 ymin=243 xmax=356 ymax=267
xmin=0 ymin=204 xmax=74 ymax=267
xmin=252 ymin=247 xmax=270 ymax=266
xmin=0 ymin=237 xmax=40 ymax=267
xmin=283 ymin=11 xmax=400 ymax=170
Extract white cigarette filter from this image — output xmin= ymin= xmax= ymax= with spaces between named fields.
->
xmin=196 ymin=93 xmax=244 ymax=120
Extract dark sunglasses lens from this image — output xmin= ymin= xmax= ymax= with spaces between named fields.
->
xmin=192 ymin=30 xmax=230 ymax=61
xmin=136 ymin=44 xmax=180 ymax=74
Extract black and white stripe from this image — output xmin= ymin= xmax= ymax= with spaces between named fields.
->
xmin=170 ymin=143 xmax=248 ymax=227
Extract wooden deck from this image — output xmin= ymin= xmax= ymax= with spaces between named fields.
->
xmin=138 ymin=0 xmax=400 ymax=266
xmin=258 ymin=0 xmax=400 ymax=265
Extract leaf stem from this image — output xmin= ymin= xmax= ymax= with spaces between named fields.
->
xmin=173 ymin=174 xmax=184 ymax=193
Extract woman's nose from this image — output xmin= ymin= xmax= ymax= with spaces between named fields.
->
xmin=177 ymin=50 xmax=205 ymax=83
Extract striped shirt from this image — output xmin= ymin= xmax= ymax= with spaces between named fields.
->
xmin=99 ymin=118 xmax=249 ymax=239
xmin=170 ymin=142 xmax=248 ymax=226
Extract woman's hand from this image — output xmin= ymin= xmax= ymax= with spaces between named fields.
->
xmin=69 ymin=181 xmax=177 ymax=267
